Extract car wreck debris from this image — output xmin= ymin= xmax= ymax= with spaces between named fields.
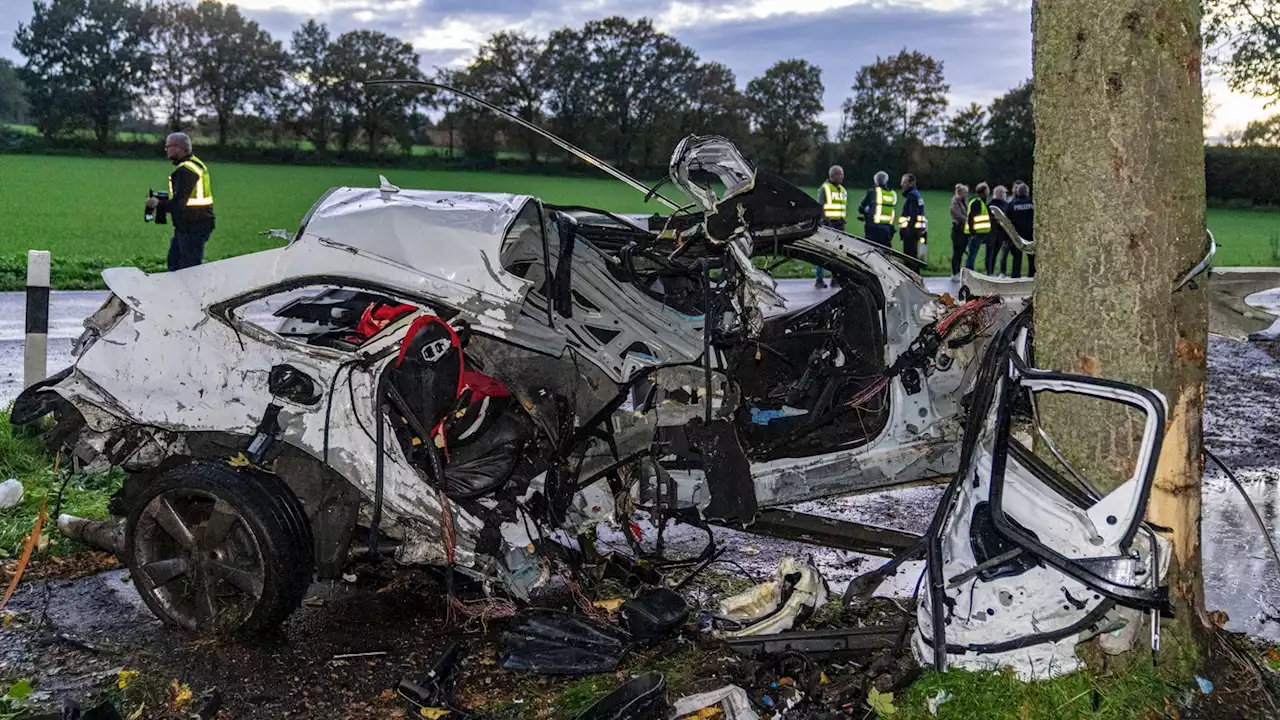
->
xmin=713 ymin=557 xmax=829 ymax=638
xmin=499 ymin=608 xmax=632 ymax=675
xmin=671 ymin=685 xmax=759 ymax=720
xmin=574 ymin=672 xmax=669 ymax=720
xmin=910 ymin=307 xmax=1172 ymax=679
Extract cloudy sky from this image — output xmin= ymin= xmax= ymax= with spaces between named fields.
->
xmin=0 ymin=0 xmax=1270 ymax=138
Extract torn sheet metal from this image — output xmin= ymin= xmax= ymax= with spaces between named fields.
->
xmin=913 ymin=311 xmax=1171 ymax=680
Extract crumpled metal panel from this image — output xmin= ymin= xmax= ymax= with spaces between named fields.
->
xmin=297 ymin=187 xmax=536 ymax=307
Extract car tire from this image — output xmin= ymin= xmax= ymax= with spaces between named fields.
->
xmin=125 ymin=460 xmax=314 ymax=634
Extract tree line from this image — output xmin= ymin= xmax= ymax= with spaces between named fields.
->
xmin=3 ymin=0 xmax=1039 ymax=179
xmin=3 ymin=0 xmax=1278 ymax=193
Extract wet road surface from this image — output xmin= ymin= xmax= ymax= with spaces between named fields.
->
xmin=4 ymin=279 xmax=1280 ymax=715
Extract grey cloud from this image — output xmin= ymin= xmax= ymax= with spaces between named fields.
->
xmin=0 ymin=0 xmax=1034 ymax=118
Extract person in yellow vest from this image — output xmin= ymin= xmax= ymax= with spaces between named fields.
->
xmin=145 ymin=132 xmax=215 ymax=271
xmin=856 ymin=171 xmax=897 ymax=250
xmin=813 ymin=165 xmax=847 ymax=288
xmin=962 ymin=182 xmax=992 ymax=273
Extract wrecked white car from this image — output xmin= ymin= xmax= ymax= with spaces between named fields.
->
xmin=11 ymin=135 xmax=1020 ymax=634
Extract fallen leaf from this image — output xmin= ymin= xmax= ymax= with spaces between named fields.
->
xmin=419 ymin=707 xmax=451 ymax=719
xmin=691 ymin=708 xmax=723 ymax=719
xmin=117 ymin=670 xmax=139 ymax=691
xmin=170 ymin=679 xmax=193 ymax=709
xmin=1208 ymin=610 xmax=1230 ymax=629
xmin=303 ymin=597 xmax=325 ymax=607
xmin=1264 ymin=647 xmax=1280 ymax=670
xmin=2 ymin=611 xmax=19 ymax=628
xmin=6 ymin=679 xmax=32 ymax=700
xmin=867 ymin=688 xmax=896 ymax=716
xmin=379 ymin=689 xmax=395 ymax=700
xmin=127 ymin=703 xmax=145 ymax=720
xmin=1019 ymin=703 xmax=1030 ymax=720
xmin=592 ymin=599 xmax=624 ymax=613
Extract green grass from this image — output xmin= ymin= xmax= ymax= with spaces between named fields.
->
xmin=1 ymin=154 xmax=1277 ymax=289
xmin=0 ymin=411 xmax=121 ymax=557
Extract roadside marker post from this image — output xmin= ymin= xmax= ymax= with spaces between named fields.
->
xmin=24 ymin=250 xmax=50 ymax=389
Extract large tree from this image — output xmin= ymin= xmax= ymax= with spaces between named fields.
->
xmin=683 ymin=62 xmax=749 ymax=142
xmin=189 ymin=0 xmax=286 ymax=146
xmin=326 ymin=29 xmax=423 ymax=153
xmin=13 ymin=0 xmax=154 ymax=148
xmin=1205 ymin=0 xmax=1280 ymax=107
xmin=943 ymin=102 xmax=987 ymax=150
xmin=841 ymin=48 xmax=950 ymax=148
xmin=466 ymin=31 xmax=550 ymax=163
xmin=148 ymin=0 xmax=198 ymax=132
xmin=1033 ymin=0 xmax=1209 ymax=675
xmin=431 ymin=66 xmax=463 ymax=159
xmin=284 ymin=19 xmax=337 ymax=153
xmin=0 ymin=59 xmax=28 ymax=125
xmin=1240 ymin=114 xmax=1280 ymax=145
xmin=543 ymin=26 xmax=599 ymax=157
xmin=986 ymin=79 xmax=1035 ymax=183
xmin=575 ymin=17 xmax=699 ymax=170
xmin=746 ymin=59 xmax=826 ymax=178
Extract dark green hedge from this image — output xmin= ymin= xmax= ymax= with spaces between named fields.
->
xmin=1205 ymin=146 xmax=1280 ymax=208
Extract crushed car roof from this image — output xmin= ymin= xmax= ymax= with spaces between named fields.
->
xmin=294 ymin=186 xmax=538 ymax=296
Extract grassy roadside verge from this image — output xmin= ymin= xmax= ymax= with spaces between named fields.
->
xmin=0 ymin=410 xmax=121 ymax=559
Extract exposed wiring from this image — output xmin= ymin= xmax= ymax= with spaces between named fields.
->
xmin=1205 ymin=448 xmax=1280 ymax=576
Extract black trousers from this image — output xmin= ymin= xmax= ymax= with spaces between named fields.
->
xmin=900 ymin=229 xmax=922 ymax=263
xmin=865 ymin=223 xmax=893 ymax=248
xmin=984 ymin=235 xmax=1001 ymax=274
xmin=168 ymin=227 xmax=213 ymax=271
xmin=950 ymin=224 xmax=967 ymax=275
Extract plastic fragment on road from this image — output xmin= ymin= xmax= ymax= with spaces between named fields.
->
xmin=0 ymin=479 xmax=23 ymax=509
xmin=715 ymin=556 xmax=829 ymax=637
xmin=499 ymin=608 xmax=632 ymax=675
xmin=619 ymin=587 xmax=688 ymax=639
xmin=927 ymin=690 xmax=953 ymax=716
xmin=574 ymin=672 xmax=668 ymax=720
xmin=671 ymin=685 xmax=758 ymax=720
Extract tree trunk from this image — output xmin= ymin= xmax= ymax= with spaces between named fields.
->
xmin=1031 ymin=0 xmax=1209 ymax=662
xmin=217 ymin=112 xmax=229 ymax=148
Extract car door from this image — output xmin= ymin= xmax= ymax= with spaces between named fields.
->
xmin=915 ymin=319 xmax=1170 ymax=677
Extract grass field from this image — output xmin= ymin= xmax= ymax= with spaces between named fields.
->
xmin=2 ymin=154 xmax=1278 ymax=289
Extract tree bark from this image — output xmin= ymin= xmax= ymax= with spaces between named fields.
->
xmin=1032 ymin=0 xmax=1209 ymax=658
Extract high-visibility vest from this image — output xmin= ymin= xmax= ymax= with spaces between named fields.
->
xmin=965 ymin=196 xmax=991 ymax=234
xmin=169 ymin=155 xmax=213 ymax=207
xmin=821 ymin=182 xmax=847 ymax=220
xmin=898 ymin=214 xmax=927 ymax=230
xmin=873 ymin=186 xmax=897 ymax=225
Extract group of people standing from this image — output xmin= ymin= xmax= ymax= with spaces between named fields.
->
xmin=813 ymin=165 xmax=1036 ymax=287
xmin=949 ymin=180 xmax=1035 ymax=282
xmin=814 ymin=165 xmax=927 ymax=288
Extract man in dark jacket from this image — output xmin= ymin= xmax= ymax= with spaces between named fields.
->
xmin=856 ymin=170 xmax=897 ymax=248
xmin=897 ymin=173 xmax=925 ymax=262
xmin=1007 ymin=181 xmax=1035 ymax=278
xmin=145 ymin=132 xmax=215 ymax=271
xmin=988 ymin=185 xmax=1012 ymax=276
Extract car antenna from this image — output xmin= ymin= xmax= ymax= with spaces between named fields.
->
xmin=365 ymin=78 xmax=683 ymax=212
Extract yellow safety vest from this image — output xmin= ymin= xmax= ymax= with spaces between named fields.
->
xmin=898 ymin=214 xmax=927 ymax=230
xmin=873 ymin=186 xmax=897 ymax=225
xmin=821 ymin=182 xmax=847 ymax=220
xmin=169 ymin=155 xmax=213 ymax=207
xmin=966 ymin=196 xmax=991 ymax=234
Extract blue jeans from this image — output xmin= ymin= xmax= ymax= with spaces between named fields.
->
xmin=964 ymin=234 xmax=986 ymax=271
xmin=168 ymin=227 xmax=213 ymax=271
